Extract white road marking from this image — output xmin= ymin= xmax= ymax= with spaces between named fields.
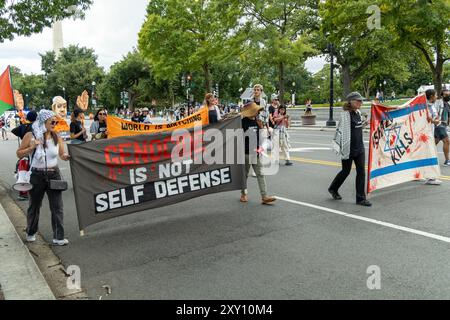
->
xmin=288 ymin=133 xmax=335 ymax=138
xmin=290 ymin=142 xmax=333 ymax=147
xmin=276 ymin=196 xmax=450 ymax=244
xmin=289 ymin=148 xmax=331 ymax=153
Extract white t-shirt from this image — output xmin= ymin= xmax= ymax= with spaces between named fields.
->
xmin=32 ymin=139 xmax=59 ymax=169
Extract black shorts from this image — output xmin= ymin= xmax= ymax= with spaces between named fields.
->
xmin=434 ymin=126 xmax=448 ymax=141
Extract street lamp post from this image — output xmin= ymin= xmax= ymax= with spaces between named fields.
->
xmin=326 ymin=43 xmax=336 ymax=127
xmin=92 ymin=81 xmax=97 ymax=109
xmin=292 ymin=82 xmax=296 ymax=106
xmin=186 ymin=74 xmax=192 ymax=109
xmin=62 ymin=87 xmax=66 ymax=101
xmin=41 ymin=90 xmax=45 ymax=110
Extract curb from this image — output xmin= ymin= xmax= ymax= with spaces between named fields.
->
xmin=0 ymin=184 xmax=89 ymax=300
xmin=0 ymin=187 xmax=55 ymax=300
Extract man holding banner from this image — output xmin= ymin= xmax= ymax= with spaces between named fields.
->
xmin=424 ymin=89 xmax=443 ymax=185
xmin=435 ymin=88 xmax=450 ymax=167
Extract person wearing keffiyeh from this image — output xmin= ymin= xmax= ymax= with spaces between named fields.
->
xmin=329 ymin=92 xmax=372 ymax=207
xmin=31 ymin=109 xmax=55 ymax=164
xmin=16 ymin=110 xmax=71 ymax=246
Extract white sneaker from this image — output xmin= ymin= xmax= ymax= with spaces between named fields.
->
xmin=26 ymin=234 xmax=36 ymax=243
xmin=52 ymin=239 xmax=69 ymax=246
xmin=425 ymin=179 xmax=442 ymax=186
xmin=443 ymin=161 xmax=450 ymax=167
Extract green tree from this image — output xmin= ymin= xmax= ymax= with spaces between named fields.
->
xmin=382 ymin=0 xmax=450 ymax=96
xmin=309 ymin=64 xmax=343 ymax=104
xmin=10 ymin=66 xmax=48 ymax=109
xmin=319 ymin=0 xmax=411 ymax=98
xmin=40 ymin=45 xmax=104 ymax=109
xmin=353 ymin=48 xmax=410 ymax=99
xmin=444 ymin=63 xmax=450 ymax=85
xmin=241 ymin=0 xmax=318 ymax=105
xmin=99 ymin=51 xmax=169 ymax=110
xmin=138 ymin=0 xmax=240 ymax=92
xmin=0 ymin=0 xmax=92 ymax=42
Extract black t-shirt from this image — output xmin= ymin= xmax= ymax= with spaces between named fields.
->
xmin=350 ymin=111 xmax=365 ymax=157
xmin=268 ymin=106 xmax=276 ymax=128
xmin=12 ymin=123 xmax=32 ymax=140
xmin=209 ymin=110 xmax=219 ymax=124
xmin=98 ymin=121 xmax=107 ymax=134
xmin=440 ymin=101 xmax=450 ymax=127
xmin=70 ymin=121 xmax=86 ymax=142
xmin=242 ymin=117 xmax=260 ymax=155
xmin=131 ymin=116 xmax=140 ymax=123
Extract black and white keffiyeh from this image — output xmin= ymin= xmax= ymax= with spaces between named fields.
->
xmin=31 ymin=110 xmax=55 ymax=162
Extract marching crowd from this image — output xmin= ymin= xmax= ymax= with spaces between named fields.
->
xmin=3 ymin=84 xmax=449 ymax=247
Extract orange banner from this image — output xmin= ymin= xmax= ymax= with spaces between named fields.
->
xmin=107 ymin=107 xmax=209 ymax=139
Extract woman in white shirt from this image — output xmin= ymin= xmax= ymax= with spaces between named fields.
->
xmin=17 ymin=110 xmax=71 ymax=246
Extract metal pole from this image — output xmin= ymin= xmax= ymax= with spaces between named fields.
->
xmin=326 ymin=43 xmax=336 ymax=127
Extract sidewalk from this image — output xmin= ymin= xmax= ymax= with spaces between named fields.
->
xmin=0 ymin=202 xmax=55 ymax=300
xmin=291 ymin=120 xmax=337 ymax=132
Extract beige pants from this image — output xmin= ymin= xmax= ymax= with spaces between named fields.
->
xmin=241 ymin=155 xmax=267 ymax=198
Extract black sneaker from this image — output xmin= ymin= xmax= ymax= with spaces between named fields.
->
xmin=328 ymin=189 xmax=342 ymax=200
xmin=285 ymin=161 xmax=294 ymax=166
xmin=357 ymin=200 xmax=372 ymax=207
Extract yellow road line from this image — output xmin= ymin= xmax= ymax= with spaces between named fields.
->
xmin=288 ymin=156 xmax=450 ymax=181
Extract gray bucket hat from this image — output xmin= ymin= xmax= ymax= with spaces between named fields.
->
xmin=346 ymin=92 xmax=364 ymax=102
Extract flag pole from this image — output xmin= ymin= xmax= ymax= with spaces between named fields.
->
xmin=8 ymin=65 xmax=20 ymax=146
xmin=8 ymin=65 xmax=15 ymax=108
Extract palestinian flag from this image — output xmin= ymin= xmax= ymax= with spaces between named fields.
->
xmin=0 ymin=66 xmax=14 ymax=115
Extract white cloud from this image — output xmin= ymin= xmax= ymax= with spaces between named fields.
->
xmin=0 ymin=0 xmax=326 ymax=75
xmin=305 ymin=56 xmax=327 ymax=74
xmin=0 ymin=0 xmax=149 ymax=74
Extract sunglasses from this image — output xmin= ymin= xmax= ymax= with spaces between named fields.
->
xmin=50 ymin=121 xmax=58 ymax=126
xmin=99 ymin=113 xmax=107 ymax=116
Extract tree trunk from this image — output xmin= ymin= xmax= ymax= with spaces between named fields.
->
xmin=168 ymin=81 xmax=175 ymax=108
xmin=279 ymin=62 xmax=285 ymax=106
xmin=129 ymin=90 xmax=138 ymax=111
xmin=434 ymin=53 xmax=444 ymax=97
xmin=362 ymin=78 xmax=370 ymax=99
xmin=342 ymin=64 xmax=352 ymax=98
xmin=203 ymin=63 xmax=212 ymax=92
xmin=415 ymin=42 xmax=445 ymax=97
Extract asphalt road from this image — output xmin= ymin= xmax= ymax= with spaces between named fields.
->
xmin=280 ymin=106 xmax=372 ymax=124
xmin=1 ymin=129 xmax=450 ymax=300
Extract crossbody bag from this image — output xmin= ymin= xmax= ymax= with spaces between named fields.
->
xmin=43 ymin=140 xmax=69 ymax=192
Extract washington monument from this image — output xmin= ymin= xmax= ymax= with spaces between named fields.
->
xmin=52 ymin=6 xmax=83 ymax=58
xmin=52 ymin=20 xmax=64 ymax=57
